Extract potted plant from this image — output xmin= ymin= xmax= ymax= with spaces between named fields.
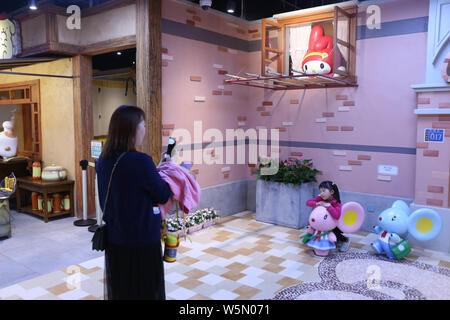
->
xmin=201 ymin=208 xmax=220 ymax=228
xmin=185 ymin=213 xmax=201 ymax=234
xmin=165 ymin=216 xmax=184 ymax=236
xmin=253 ymin=156 xmax=321 ymax=229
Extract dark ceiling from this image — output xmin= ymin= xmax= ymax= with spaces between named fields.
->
xmin=0 ymin=0 xmax=111 ymax=16
xmin=1 ymin=0 xmax=349 ymax=21
xmin=189 ymin=0 xmax=348 ymax=20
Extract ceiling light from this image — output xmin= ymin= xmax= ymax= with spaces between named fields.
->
xmin=227 ymin=0 xmax=236 ymax=14
xmin=117 ymin=51 xmax=122 ymax=56
xmin=29 ymin=0 xmax=38 ymax=10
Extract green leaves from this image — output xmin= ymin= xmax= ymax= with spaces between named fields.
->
xmin=253 ymin=156 xmax=321 ymax=186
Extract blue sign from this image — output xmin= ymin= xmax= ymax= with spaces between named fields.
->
xmin=424 ymin=129 xmax=444 ymax=143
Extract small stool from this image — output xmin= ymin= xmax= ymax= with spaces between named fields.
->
xmin=0 ymin=196 xmax=11 ymax=238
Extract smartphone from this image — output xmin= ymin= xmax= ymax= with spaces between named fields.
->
xmin=167 ymin=137 xmax=176 ymax=158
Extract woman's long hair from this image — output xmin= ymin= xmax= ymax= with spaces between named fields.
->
xmin=100 ymin=105 xmax=145 ymax=159
xmin=319 ymin=180 xmax=341 ymax=203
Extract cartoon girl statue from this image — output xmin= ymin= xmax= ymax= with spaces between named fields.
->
xmin=0 ymin=110 xmax=18 ymax=160
xmin=301 ymin=25 xmax=346 ymax=77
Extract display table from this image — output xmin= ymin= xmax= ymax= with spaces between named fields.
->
xmin=16 ymin=176 xmax=74 ymax=223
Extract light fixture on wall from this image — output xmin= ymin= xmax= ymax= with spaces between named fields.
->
xmin=227 ymin=0 xmax=236 ymax=13
xmin=29 ymin=0 xmax=38 ymax=10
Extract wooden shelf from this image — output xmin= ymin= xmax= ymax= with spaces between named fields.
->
xmin=16 ymin=176 xmax=75 ymax=223
xmin=19 ymin=205 xmax=72 ymax=220
xmin=225 ymin=72 xmax=357 ymax=90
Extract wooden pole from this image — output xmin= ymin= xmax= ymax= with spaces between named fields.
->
xmin=73 ymin=55 xmax=95 ymax=218
xmin=136 ymin=0 xmax=162 ymax=164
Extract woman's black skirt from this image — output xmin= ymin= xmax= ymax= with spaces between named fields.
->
xmin=104 ymin=241 xmax=165 ymax=300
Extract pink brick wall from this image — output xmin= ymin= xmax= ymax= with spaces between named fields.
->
xmin=159 ymin=0 xmax=443 ymax=203
xmin=414 ymin=91 xmax=450 ymax=208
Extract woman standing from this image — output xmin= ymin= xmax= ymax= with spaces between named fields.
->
xmin=96 ymin=105 xmax=172 ymax=300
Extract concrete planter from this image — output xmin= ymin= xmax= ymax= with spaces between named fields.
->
xmin=256 ymin=180 xmax=314 ymax=229
xmin=187 ymin=225 xmax=203 ymax=234
xmin=202 ymin=219 xmax=216 ymax=229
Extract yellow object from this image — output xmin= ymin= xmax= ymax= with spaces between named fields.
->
xmin=37 ymin=195 xmax=43 ymax=212
xmin=163 ymin=233 xmax=179 ymax=263
xmin=165 ymin=233 xmax=178 ymax=246
xmin=1 ymin=176 xmax=15 ymax=192
xmin=47 ymin=198 xmax=53 ymax=213
xmin=416 ymin=217 xmax=433 ymax=233
xmin=63 ymin=194 xmax=71 ymax=211
xmin=343 ymin=210 xmax=358 ymax=226
xmin=32 ymin=161 xmax=41 ymax=180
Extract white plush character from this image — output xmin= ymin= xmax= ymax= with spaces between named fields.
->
xmin=0 ymin=120 xmax=18 ymax=159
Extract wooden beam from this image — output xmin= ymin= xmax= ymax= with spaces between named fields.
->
xmin=81 ymin=35 xmax=136 ymax=56
xmin=45 ymin=13 xmax=58 ymax=43
xmin=72 ymin=55 xmax=95 ymax=218
xmin=18 ymin=44 xmax=52 ymax=58
xmin=136 ymin=0 xmax=162 ymax=163
xmin=18 ymin=42 xmax=81 ymax=57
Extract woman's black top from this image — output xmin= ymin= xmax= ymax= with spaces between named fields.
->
xmin=96 ymin=151 xmax=172 ymax=246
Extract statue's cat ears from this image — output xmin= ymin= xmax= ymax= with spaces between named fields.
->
xmin=389 ymin=200 xmax=442 ymax=242
xmin=338 ymin=202 xmax=365 ymax=233
xmin=408 ymin=208 xmax=442 ymax=241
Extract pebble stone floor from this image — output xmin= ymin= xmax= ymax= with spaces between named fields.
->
xmin=0 ymin=210 xmax=449 ymax=300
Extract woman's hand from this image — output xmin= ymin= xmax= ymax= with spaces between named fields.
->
xmin=158 ymin=152 xmax=170 ymax=167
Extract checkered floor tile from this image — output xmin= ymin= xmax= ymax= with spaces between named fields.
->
xmin=1 ymin=211 xmax=449 ymax=300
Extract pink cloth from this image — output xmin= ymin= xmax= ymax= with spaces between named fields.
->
xmin=157 ymin=162 xmax=201 ymax=220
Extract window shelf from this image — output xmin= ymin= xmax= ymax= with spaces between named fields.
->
xmin=225 ymin=72 xmax=357 ymax=90
xmin=257 ymin=5 xmax=357 ymax=90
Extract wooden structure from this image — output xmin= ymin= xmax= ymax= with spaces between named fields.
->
xmin=6 ymin=0 xmax=163 ymax=218
xmin=136 ymin=0 xmax=162 ymax=164
xmin=16 ymin=176 xmax=74 ymax=223
xmin=0 ymin=80 xmax=42 ymax=160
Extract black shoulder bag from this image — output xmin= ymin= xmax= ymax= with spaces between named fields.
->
xmin=92 ymin=152 xmax=126 ymax=251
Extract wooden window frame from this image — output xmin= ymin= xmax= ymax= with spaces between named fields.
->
xmin=0 ymin=80 xmax=42 ymax=161
xmin=261 ymin=5 xmax=357 ymax=87
xmin=261 ymin=19 xmax=285 ymax=76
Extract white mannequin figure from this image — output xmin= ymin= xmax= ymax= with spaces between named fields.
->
xmin=0 ymin=117 xmax=18 ymax=159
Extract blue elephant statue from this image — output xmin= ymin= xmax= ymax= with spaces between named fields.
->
xmin=371 ymin=200 xmax=442 ymax=259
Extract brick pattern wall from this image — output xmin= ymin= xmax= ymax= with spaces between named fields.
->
xmin=414 ymin=91 xmax=450 ymax=208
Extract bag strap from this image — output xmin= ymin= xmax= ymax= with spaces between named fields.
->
xmin=100 ymin=152 xmax=127 ymax=222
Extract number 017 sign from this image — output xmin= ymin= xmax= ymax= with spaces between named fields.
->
xmin=424 ymin=129 xmax=444 ymax=143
